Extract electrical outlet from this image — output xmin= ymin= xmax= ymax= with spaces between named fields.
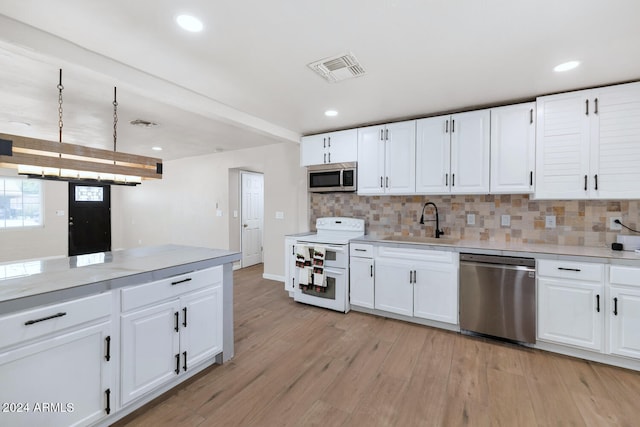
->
xmin=545 ymin=215 xmax=556 ymax=229
xmin=467 ymin=214 xmax=475 ymax=225
xmin=501 ymin=215 xmax=511 ymax=227
xmin=610 ymin=217 xmax=622 ymax=231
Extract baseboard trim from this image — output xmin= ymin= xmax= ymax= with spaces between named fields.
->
xmin=263 ymin=273 xmax=284 ymax=282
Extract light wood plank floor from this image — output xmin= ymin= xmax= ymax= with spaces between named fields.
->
xmin=116 ymin=264 xmax=640 ymax=426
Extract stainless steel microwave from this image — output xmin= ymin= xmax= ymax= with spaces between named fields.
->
xmin=307 ymin=162 xmax=357 ymax=193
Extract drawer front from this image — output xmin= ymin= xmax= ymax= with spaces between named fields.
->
xmin=376 ymin=245 xmax=455 ymax=263
xmin=538 ymin=259 xmax=604 ymax=282
xmin=121 ymin=266 xmax=223 ymax=312
xmin=350 ymin=243 xmax=374 ymax=258
xmin=0 ymin=292 xmax=111 ymax=350
xmin=610 ymin=266 xmax=640 ymax=287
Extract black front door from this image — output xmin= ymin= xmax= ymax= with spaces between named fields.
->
xmin=68 ymin=183 xmax=111 ymax=256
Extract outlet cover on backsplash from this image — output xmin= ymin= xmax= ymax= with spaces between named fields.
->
xmin=545 ymin=215 xmax=556 ymax=229
xmin=309 ymin=193 xmax=640 ymax=247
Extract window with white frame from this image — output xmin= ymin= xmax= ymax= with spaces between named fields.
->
xmin=0 ymin=178 xmax=42 ymax=228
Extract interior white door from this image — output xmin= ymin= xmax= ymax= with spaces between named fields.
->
xmin=241 ymin=171 xmax=264 ymax=267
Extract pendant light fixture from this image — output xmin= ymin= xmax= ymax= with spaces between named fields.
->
xmin=0 ymin=69 xmax=162 ymax=186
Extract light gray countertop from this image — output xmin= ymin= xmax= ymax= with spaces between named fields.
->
xmin=351 ymin=235 xmax=640 ymax=265
xmin=0 ymin=245 xmax=241 ymax=314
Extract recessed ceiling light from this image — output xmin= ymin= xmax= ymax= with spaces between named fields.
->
xmin=152 ymin=146 xmax=163 ymax=151
xmin=554 ymin=61 xmax=580 ymax=72
xmin=325 ymin=110 xmax=338 ymax=117
xmin=176 ymin=14 xmax=204 ymax=32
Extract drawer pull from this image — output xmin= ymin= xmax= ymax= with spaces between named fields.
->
xmin=171 ymin=277 xmax=192 ymax=286
xmin=596 ymin=294 xmax=600 ymax=313
xmin=105 ymin=336 xmax=111 ymax=362
xmin=24 ymin=312 xmax=67 ymax=326
xmin=557 ymin=267 xmax=581 ymax=272
xmin=354 ymin=248 xmax=367 ymax=252
xmin=105 ymin=389 xmax=111 ymax=415
xmin=613 ymin=297 xmax=618 ymax=316
xmin=183 ymin=351 xmax=188 ymax=372
xmin=175 ymin=354 xmax=180 ymax=375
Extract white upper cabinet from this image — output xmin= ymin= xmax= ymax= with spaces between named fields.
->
xmin=536 ymin=82 xmax=640 ymax=199
xmin=490 ymin=103 xmax=536 ymax=194
xmin=300 ymin=129 xmax=357 ymax=166
xmin=416 ymin=109 xmax=490 ymax=194
xmin=357 ymin=120 xmax=416 ymax=195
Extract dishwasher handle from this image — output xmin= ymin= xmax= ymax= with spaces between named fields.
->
xmin=460 ymin=260 xmax=535 ymax=273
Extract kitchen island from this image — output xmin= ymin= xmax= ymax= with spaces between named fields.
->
xmin=0 ymin=244 xmax=240 ymax=427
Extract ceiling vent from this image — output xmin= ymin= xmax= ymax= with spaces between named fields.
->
xmin=129 ymin=119 xmax=158 ymax=128
xmin=307 ymin=52 xmax=366 ymax=83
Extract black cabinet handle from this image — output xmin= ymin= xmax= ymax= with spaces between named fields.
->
xmin=105 ymin=389 xmax=111 ymax=415
xmin=324 ymin=153 xmax=326 ymax=164
xmin=105 ymin=336 xmax=111 ymax=362
xmin=385 ymin=177 xmax=389 ymax=188
xmin=585 ymin=99 xmax=589 ymax=115
xmin=596 ymin=294 xmax=600 ymax=313
xmin=380 ymin=176 xmax=383 ymax=188
xmin=445 ymin=173 xmax=448 ymax=186
xmin=614 ymin=297 xmax=618 ymax=316
xmin=183 ymin=307 xmax=188 ymax=327
xmin=328 ymin=152 xmax=331 ymax=163
xmin=171 ymin=278 xmax=192 ymax=286
xmin=584 ymin=175 xmax=588 ymax=191
xmin=445 ymin=120 xmax=449 ymax=133
xmin=354 ymin=248 xmax=366 ymax=252
xmin=183 ymin=351 xmax=188 ymax=372
xmin=328 ymin=136 xmax=331 ymax=147
xmin=594 ymin=98 xmax=598 ymax=114
xmin=594 ymin=174 xmax=598 ymax=190
xmin=530 ymin=171 xmax=533 ymax=186
xmin=558 ymin=267 xmax=581 ymax=272
xmin=174 ymin=312 xmax=179 ymax=332
xmin=175 ymin=354 xmax=180 ymax=374
xmin=24 ymin=312 xmax=66 ymax=326
xmin=530 ymin=108 xmax=533 ymax=124
xmin=452 ymin=174 xmax=455 ymax=187
xmin=370 ymin=265 xmax=373 ymax=277
xmin=451 ymin=119 xmax=455 ymax=133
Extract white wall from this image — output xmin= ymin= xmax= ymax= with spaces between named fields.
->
xmin=113 ymin=141 xmax=308 ymax=279
xmin=0 ymin=168 xmax=68 ymax=262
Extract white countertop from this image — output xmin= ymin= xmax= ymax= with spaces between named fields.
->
xmin=0 ymin=245 xmax=241 ymax=312
xmin=352 ymin=235 xmax=640 ymax=265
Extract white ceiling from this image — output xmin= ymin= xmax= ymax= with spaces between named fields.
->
xmin=1 ymin=1 xmax=639 ymax=161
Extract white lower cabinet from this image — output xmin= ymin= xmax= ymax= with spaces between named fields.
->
xmin=120 ymin=266 xmax=223 ymax=407
xmin=349 ymin=244 xmax=375 ymax=309
xmin=609 ymin=266 xmax=640 ymax=359
xmin=0 ymin=293 xmax=112 ymax=427
xmin=373 ymin=246 xmax=458 ymax=324
xmin=537 ymin=277 xmax=604 ymax=351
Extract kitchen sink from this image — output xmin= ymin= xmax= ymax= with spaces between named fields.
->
xmin=380 ymin=235 xmax=458 ymax=245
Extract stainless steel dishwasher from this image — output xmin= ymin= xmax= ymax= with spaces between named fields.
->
xmin=459 ymin=253 xmax=536 ymax=344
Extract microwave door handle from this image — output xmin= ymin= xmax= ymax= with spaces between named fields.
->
xmin=340 ymin=169 xmax=344 ymax=188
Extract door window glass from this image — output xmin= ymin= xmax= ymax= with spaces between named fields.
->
xmin=0 ymin=178 xmax=42 ymax=228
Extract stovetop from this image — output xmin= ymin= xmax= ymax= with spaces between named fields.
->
xmin=297 ymin=217 xmax=365 ymax=245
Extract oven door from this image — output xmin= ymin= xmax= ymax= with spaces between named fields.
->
xmin=294 ymin=266 xmax=348 ymax=313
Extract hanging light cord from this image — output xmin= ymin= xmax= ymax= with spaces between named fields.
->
xmin=113 ymin=87 xmax=118 ymax=164
xmin=615 ymin=219 xmax=640 ymax=234
xmin=57 ymin=69 xmax=64 ymax=149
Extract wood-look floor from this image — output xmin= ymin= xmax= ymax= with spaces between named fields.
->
xmin=116 ymin=264 xmax=640 ymax=426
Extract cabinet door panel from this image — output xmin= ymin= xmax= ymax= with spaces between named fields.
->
xmin=490 ymin=103 xmax=535 ymax=194
xmin=327 ymin=129 xmax=358 ymax=164
xmin=535 ymin=91 xmax=591 ymax=199
xmin=181 ymin=286 xmax=223 ymax=369
xmin=357 ymin=126 xmax=386 ymax=194
xmin=385 ymin=121 xmax=416 ymax=194
xmin=538 ymin=278 xmax=603 ymax=351
xmin=413 ymin=262 xmax=458 ymax=324
xmin=121 ymin=300 xmax=181 ymax=405
xmin=300 ymin=134 xmax=327 ymax=166
xmin=591 ymin=82 xmax=640 ymax=199
xmin=350 ymin=257 xmax=374 ymax=309
xmin=0 ymin=322 xmax=111 ymax=427
xmin=416 ymin=116 xmax=450 ymax=194
xmin=374 ymin=259 xmax=413 ymax=316
xmin=450 ymin=110 xmax=490 ymax=194
xmin=609 ymin=286 xmax=640 ymax=359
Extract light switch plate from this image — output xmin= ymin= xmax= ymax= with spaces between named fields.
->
xmin=233 ymin=210 xmax=238 ymax=218
xmin=545 ymin=215 xmax=556 ymax=229
xmin=216 ymin=209 xmax=223 ymax=217
xmin=467 ymin=214 xmax=475 ymax=225
xmin=275 ymin=211 xmax=284 ymax=220
xmin=501 ymin=215 xmax=511 ymax=227
xmin=610 ymin=217 xmax=622 ymax=231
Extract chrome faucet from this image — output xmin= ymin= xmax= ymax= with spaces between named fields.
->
xmin=419 ymin=202 xmax=444 ymax=238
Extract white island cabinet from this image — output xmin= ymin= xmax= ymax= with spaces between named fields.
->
xmin=0 ymin=245 xmax=240 ymax=427
xmin=609 ymin=265 xmax=640 ymax=359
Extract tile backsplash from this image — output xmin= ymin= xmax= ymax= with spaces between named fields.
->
xmin=310 ymin=193 xmax=640 ymax=248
